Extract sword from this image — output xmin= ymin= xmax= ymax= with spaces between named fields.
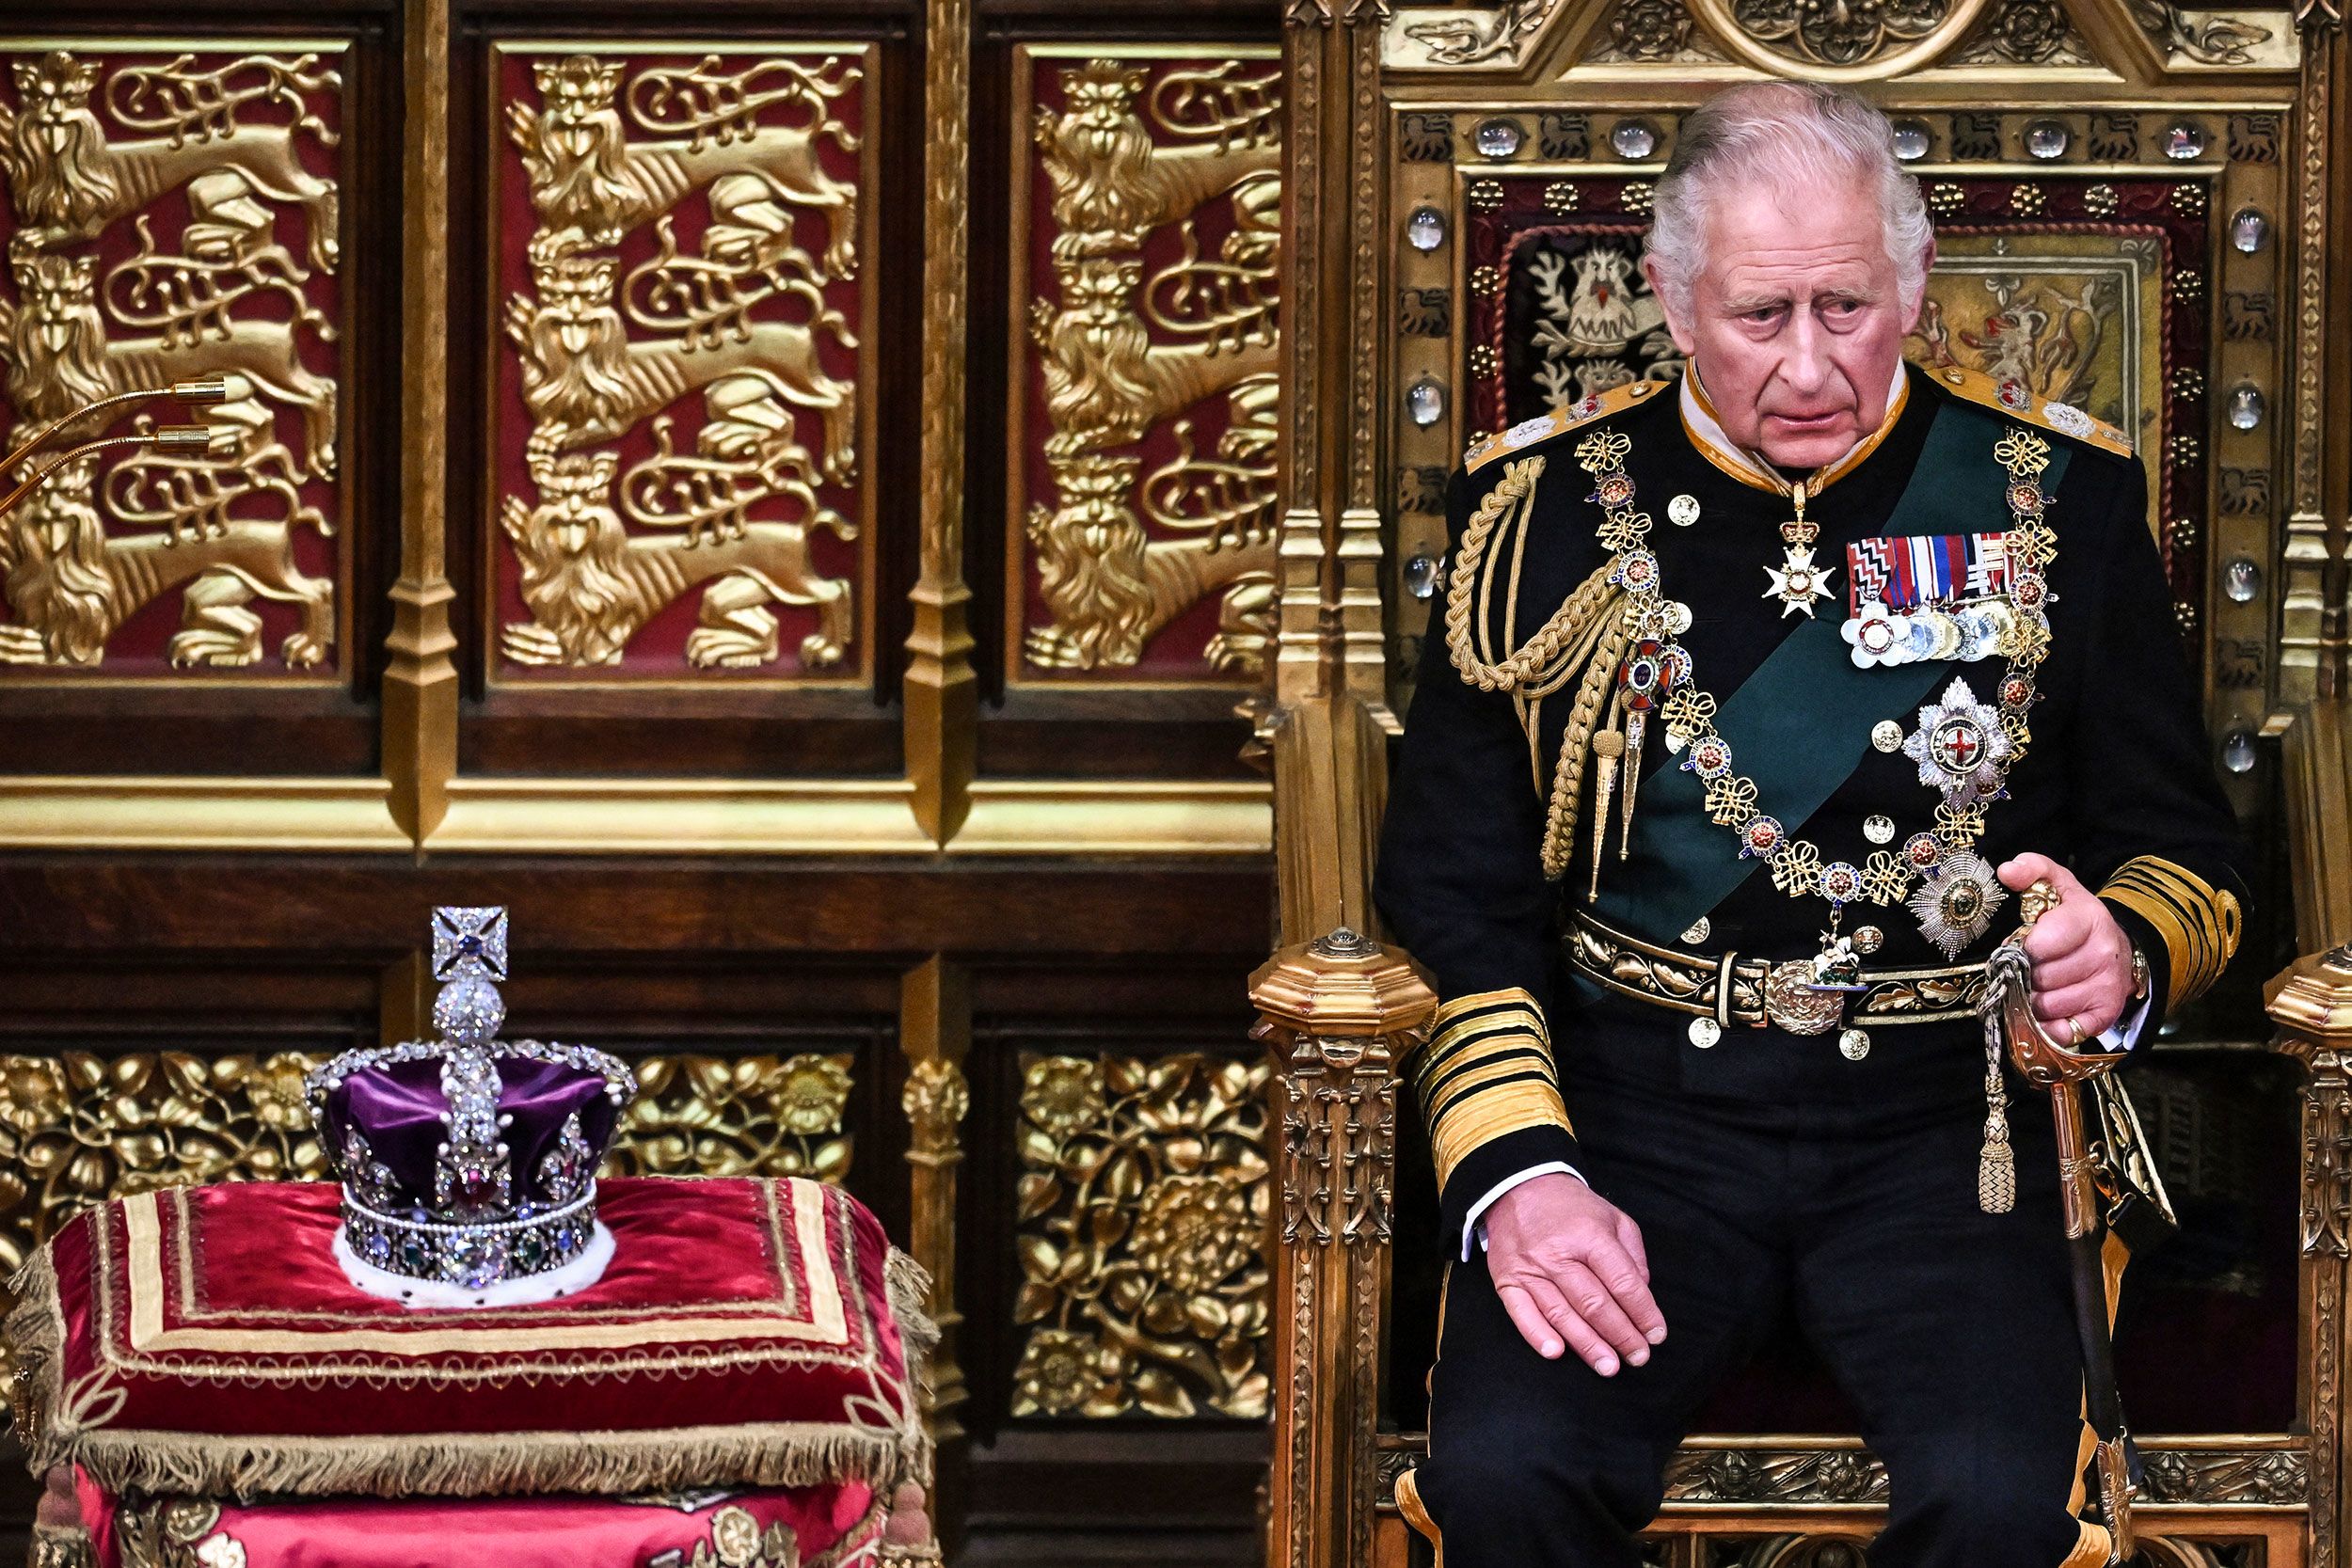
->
xmin=1986 ymin=881 xmax=2136 ymax=1567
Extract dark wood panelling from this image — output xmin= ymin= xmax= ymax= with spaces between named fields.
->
xmin=0 ymin=856 xmax=1269 ymax=954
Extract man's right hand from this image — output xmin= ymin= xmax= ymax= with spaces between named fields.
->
xmin=1484 ymin=1171 xmax=1667 ymax=1375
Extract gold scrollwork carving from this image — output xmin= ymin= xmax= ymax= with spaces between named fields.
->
xmin=1010 ymin=1052 xmax=1272 ymax=1418
xmin=611 ymin=1052 xmax=857 ymax=1186
xmin=2125 ymin=0 xmax=2276 ymax=62
xmin=2302 ymin=1053 xmax=2352 ymax=1257
xmin=1586 ymin=0 xmax=1730 ymax=61
xmin=497 ymin=49 xmax=866 ymax=676
xmin=1948 ymin=0 xmax=2096 ymax=62
xmin=1681 ymin=0 xmax=1992 ymax=78
xmin=1020 ymin=56 xmax=1283 ymax=678
xmin=1401 ymin=0 xmax=1566 ymax=63
xmin=0 ymin=47 xmax=342 ymax=673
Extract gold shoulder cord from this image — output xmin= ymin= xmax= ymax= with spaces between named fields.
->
xmin=1441 ymin=454 xmax=1640 ymax=881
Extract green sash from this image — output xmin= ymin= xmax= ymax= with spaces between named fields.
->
xmin=1589 ymin=398 xmax=2069 ymax=942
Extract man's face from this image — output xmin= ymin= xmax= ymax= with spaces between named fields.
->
xmin=1647 ymin=174 xmax=1929 ymax=469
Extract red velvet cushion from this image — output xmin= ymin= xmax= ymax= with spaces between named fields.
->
xmin=9 ymin=1177 xmax=932 ymax=1500
xmin=80 ymin=1469 xmax=882 ymax=1568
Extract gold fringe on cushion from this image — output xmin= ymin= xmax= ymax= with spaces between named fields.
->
xmin=57 ymin=1419 xmax=919 ymax=1506
xmin=6 ymin=1240 xmax=946 ymax=1504
xmin=884 ymin=1246 xmax=941 ymax=1382
xmin=29 ymin=1522 xmax=94 ymax=1568
xmin=882 ymin=1245 xmax=941 ymax=1495
xmin=8 ymin=1247 xmax=68 ymax=1460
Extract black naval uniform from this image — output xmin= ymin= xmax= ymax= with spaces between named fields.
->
xmin=1375 ymin=362 xmax=2249 ymax=1568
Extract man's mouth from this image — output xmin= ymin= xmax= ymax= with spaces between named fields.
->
xmin=1767 ymin=410 xmax=1847 ymax=430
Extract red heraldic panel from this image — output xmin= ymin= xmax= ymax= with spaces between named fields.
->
xmin=1009 ymin=48 xmax=1282 ymax=685
xmin=0 ymin=44 xmax=345 ymax=679
xmin=490 ymin=45 xmax=875 ymax=685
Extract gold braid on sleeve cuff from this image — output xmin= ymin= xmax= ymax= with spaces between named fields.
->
xmin=2099 ymin=855 xmax=2243 ymax=1015
xmin=1412 ymin=988 xmax=1573 ymax=1193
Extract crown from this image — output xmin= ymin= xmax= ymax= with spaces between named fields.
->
xmin=306 ymin=908 xmax=637 ymax=1297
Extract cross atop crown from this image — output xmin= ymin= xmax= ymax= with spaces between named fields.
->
xmin=433 ymin=907 xmax=509 ymax=982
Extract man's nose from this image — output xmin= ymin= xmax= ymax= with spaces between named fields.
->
xmin=1778 ymin=311 xmax=1832 ymax=396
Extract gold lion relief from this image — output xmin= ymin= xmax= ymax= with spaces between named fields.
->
xmin=1019 ymin=56 xmax=1284 ymax=680
xmin=509 ymin=53 xmax=859 ymax=278
xmin=0 ymin=451 xmax=334 ymax=670
xmin=505 ymin=245 xmax=855 ymax=483
xmin=0 ymin=51 xmax=339 ymax=272
xmin=501 ymin=438 xmax=854 ymax=673
xmin=0 ymin=46 xmax=342 ymax=674
xmin=495 ymin=48 xmax=866 ymax=678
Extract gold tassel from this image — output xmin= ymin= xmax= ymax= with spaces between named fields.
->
xmin=1589 ymin=731 xmax=1624 ymax=900
xmin=1978 ymin=1011 xmax=2016 ymax=1213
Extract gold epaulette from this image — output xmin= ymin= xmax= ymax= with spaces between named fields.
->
xmin=1464 ymin=380 xmax=1663 ymax=475
xmin=1928 ymin=365 xmax=2135 ymax=457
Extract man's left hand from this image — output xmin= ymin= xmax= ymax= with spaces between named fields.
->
xmin=1995 ymin=853 xmax=2134 ymax=1039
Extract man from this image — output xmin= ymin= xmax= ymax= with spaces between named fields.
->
xmin=1375 ymin=81 xmax=2249 ymax=1568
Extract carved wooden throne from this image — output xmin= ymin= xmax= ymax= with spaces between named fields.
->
xmin=1250 ymin=0 xmax=2352 ymax=1561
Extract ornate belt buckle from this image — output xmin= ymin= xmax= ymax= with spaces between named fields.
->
xmin=1764 ymin=958 xmax=1848 ymax=1035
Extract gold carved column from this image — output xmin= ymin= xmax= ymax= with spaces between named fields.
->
xmin=2271 ymin=944 xmax=2352 ymax=1568
xmin=1267 ymin=0 xmax=1397 ymax=944
xmin=1252 ymin=929 xmax=1434 ymax=1568
xmin=384 ymin=0 xmax=459 ymax=844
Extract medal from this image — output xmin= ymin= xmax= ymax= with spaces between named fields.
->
xmin=1903 ymin=675 xmax=2012 ymax=807
xmin=1762 ymin=480 xmax=1838 ymax=618
xmin=1842 ymin=599 xmax=1912 ymax=668
xmin=1841 ymin=531 xmax=2024 ymax=665
xmin=1909 ymin=848 xmax=2009 ymax=958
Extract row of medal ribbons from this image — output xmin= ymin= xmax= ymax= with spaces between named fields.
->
xmin=1837 ymin=530 xmax=2026 ymax=670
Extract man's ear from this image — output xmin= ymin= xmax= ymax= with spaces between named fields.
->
xmin=1903 ymin=232 xmax=1937 ymax=332
xmin=1643 ymin=253 xmax=1701 ymax=357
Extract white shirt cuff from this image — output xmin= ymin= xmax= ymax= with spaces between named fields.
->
xmin=2101 ymin=985 xmax=2153 ymax=1051
xmin=1460 ymin=1161 xmax=1585 ymax=1261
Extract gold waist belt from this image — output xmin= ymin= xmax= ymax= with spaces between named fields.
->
xmin=1565 ymin=911 xmax=1986 ymax=1043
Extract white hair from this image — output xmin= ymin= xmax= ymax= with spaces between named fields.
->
xmin=1645 ymin=82 xmax=1932 ymax=325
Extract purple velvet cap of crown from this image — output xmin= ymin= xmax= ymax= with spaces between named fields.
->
xmin=318 ymin=1055 xmax=619 ymax=1215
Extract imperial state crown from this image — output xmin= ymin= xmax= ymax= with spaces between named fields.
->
xmin=305 ymin=907 xmax=636 ymax=1299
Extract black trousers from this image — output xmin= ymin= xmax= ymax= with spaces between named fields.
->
xmin=1413 ymin=1070 xmax=2103 ymax=1568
